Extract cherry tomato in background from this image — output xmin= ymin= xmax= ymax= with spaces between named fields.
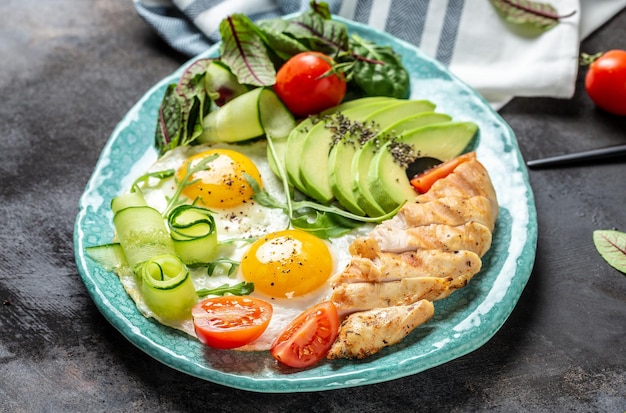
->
xmin=270 ymin=301 xmax=339 ymax=368
xmin=274 ymin=52 xmax=347 ymax=117
xmin=192 ymin=296 xmax=273 ymax=349
xmin=584 ymin=49 xmax=626 ymax=116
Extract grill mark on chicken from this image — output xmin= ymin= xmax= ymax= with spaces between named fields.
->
xmin=328 ymin=155 xmax=498 ymax=359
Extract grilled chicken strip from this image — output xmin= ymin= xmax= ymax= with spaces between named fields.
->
xmin=327 ymin=300 xmax=435 ymax=359
xmin=331 ymin=277 xmax=453 ymax=314
xmin=386 ymin=195 xmax=496 ymax=232
xmin=328 ymin=155 xmax=498 ymax=359
xmin=369 ymin=221 xmax=493 ymax=256
xmin=330 ymin=248 xmax=482 ymax=286
xmin=416 ymin=159 xmax=498 ymax=210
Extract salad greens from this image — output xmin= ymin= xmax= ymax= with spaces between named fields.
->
xmin=154 ymin=1 xmax=410 ymax=155
xmin=155 ymin=59 xmax=214 ymax=155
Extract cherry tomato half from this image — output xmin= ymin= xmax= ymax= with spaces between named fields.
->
xmin=584 ymin=49 xmax=626 ymax=116
xmin=192 ymin=296 xmax=273 ymax=349
xmin=274 ymin=52 xmax=347 ymax=117
xmin=270 ymin=301 xmax=339 ymax=368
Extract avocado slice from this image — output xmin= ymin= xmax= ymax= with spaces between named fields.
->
xmin=351 ymin=111 xmax=453 ymax=216
xmin=283 ymin=97 xmax=397 ymax=194
xmin=328 ymin=100 xmax=436 ymax=215
xmin=297 ymin=101 xmax=392 ymax=203
xmin=368 ymin=122 xmax=478 ymax=212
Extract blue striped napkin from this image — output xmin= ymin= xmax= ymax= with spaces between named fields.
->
xmin=134 ymin=0 xmax=626 ymax=109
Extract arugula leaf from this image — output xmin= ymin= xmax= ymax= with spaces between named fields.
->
xmin=161 ymin=153 xmax=219 ymax=217
xmin=593 ymin=230 xmax=626 ymax=274
xmin=205 ymin=257 xmax=241 ymax=277
xmin=219 ymin=14 xmax=276 ymax=87
xmin=132 ymin=169 xmax=176 ymax=192
xmin=489 ymin=0 xmax=576 ymax=31
xmin=245 ymin=168 xmax=401 ymax=240
xmin=290 ymin=208 xmax=362 ymax=239
xmin=196 ymin=281 xmax=254 ymax=297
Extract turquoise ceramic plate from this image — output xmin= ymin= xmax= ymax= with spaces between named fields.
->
xmin=74 ymin=17 xmax=537 ymax=392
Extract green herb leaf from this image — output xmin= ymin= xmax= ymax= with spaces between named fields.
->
xmin=349 ymin=34 xmax=410 ymax=99
xmin=132 ymin=169 xmax=176 ymax=191
xmin=255 ymin=22 xmax=310 ymax=61
xmin=205 ymin=257 xmax=241 ymax=277
xmin=281 ymin=3 xmax=350 ymax=55
xmin=290 ymin=208 xmax=362 ymax=239
xmin=593 ymin=230 xmax=626 ymax=274
xmin=196 ymin=281 xmax=254 ymax=297
xmin=219 ymin=14 xmax=276 ymax=87
xmin=489 ymin=0 xmax=576 ymax=31
xmin=161 ymin=153 xmax=219 ymax=217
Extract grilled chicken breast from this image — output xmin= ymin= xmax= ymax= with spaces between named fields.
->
xmin=327 ymin=300 xmax=435 ymax=359
xmin=328 ymin=154 xmax=498 ymax=359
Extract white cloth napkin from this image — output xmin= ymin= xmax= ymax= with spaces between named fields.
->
xmin=134 ymin=0 xmax=626 ymax=110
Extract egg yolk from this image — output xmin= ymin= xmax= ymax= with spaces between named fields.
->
xmin=176 ymin=149 xmax=262 ymax=209
xmin=241 ymin=229 xmax=333 ymax=299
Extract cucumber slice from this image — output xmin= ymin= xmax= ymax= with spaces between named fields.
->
xmin=111 ymin=191 xmax=176 ymax=271
xmin=368 ymin=122 xmax=478 ymax=212
xmin=199 ymin=88 xmax=265 ymax=143
xmin=139 ymin=254 xmax=197 ymax=321
xmin=198 ymin=88 xmax=295 ymax=143
xmin=85 ymin=243 xmax=129 ymax=273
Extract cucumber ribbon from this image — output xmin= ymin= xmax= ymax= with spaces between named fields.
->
xmin=138 ymin=254 xmax=197 ymax=321
xmin=168 ymin=204 xmax=218 ymax=266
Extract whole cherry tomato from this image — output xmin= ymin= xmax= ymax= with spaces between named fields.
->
xmin=584 ymin=49 xmax=626 ymax=116
xmin=274 ymin=52 xmax=347 ymax=117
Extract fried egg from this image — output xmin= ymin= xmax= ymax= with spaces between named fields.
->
xmin=118 ymin=140 xmax=370 ymax=351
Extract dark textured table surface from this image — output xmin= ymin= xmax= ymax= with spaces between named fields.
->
xmin=1 ymin=2 xmax=625 ymax=412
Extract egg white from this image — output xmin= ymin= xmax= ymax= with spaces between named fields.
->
xmin=117 ymin=140 xmax=372 ymax=351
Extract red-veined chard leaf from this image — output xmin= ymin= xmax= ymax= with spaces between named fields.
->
xmin=219 ymin=14 xmax=276 ymax=87
xmin=155 ymin=59 xmax=213 ymax=155
xmin=155 ymin=84 xmax=183 ymax=153
xmin=593 ymin=230 xmax=626 ymax=274
xmin=490 ymin=0 xmax=576 ymax=31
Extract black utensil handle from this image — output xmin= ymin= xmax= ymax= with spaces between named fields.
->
xmin=526 ymin=144 xmax=626 ymax=168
